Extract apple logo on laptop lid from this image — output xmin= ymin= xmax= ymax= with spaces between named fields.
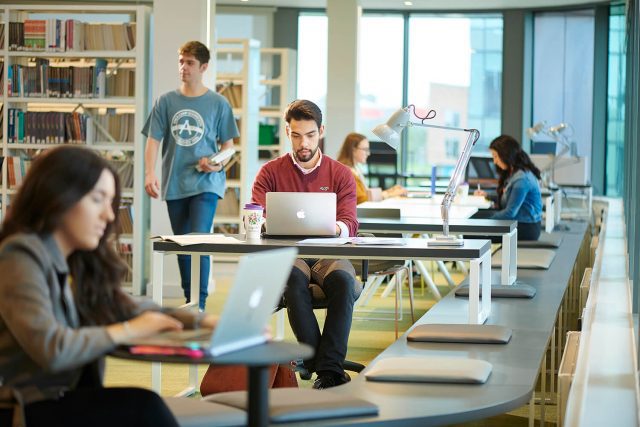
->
xmin=249 ymin=287 xmax=264 ymax=309
xmin=296 ymin=209 xmax=306 ymax=219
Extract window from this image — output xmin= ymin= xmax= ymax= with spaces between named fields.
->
xmin=605 ymin=4 xmax=626 ymax=196
xmin=532 ymin=10 xmax=595 ymax=160
xmin=405 ymin=14 xmax=503 ymax=178
xmin=297 ymin=13 xmax=328 ymax=113
xmin=297 ymin=12 xmax=502 ymax=181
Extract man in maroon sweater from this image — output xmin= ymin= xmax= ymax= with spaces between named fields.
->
xmin=251 ymin=99 xmax=360 ymax=389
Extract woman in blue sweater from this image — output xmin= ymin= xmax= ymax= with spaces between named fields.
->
xmin=478 ymin=135 xmax=543 ymax=241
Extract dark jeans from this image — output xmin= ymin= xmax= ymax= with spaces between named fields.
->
xmin=0 ymin=387 xmax=179 ymax=427
xmin=166 ymin=192 xmax=219 ymax=310
xmin=284 ymin=261 xmax=357 ymax=375
xmin=518 ymin=221 xmax=542 ymax=241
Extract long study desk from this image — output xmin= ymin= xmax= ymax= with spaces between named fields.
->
xmin=358 ymin=217 xmax=517 ymax=286
xmin=149 ymin=236 xmax=493 ymax=397
xmin=288 ymin=221 xmax=589 ymax=427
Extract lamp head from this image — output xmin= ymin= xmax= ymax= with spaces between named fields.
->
xmin=548 ymin=123 xmax=568 ymax=134
xmin=372 ymin=108 xmax=410 ymax=150
xmin=526 ymin=121 xmax=546 ymax=139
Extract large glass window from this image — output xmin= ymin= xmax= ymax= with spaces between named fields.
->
xmin=405 ymin=14 xmax=503 ymax=178
xmin=297 ymin=13 xmax=328 ymax=113
xmin=605 ymin=4 xmax=626 ymax=196
xmin=532 ymin=10 xmax=595 ymax=160
xmin=357 ymin=14 xmax=404 ymax=140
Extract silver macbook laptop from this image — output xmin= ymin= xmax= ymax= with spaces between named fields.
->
xmin=265 ymin=192 xmax=337 ymax=237
xmin=122 ymin=247 xmax=297 ymax=357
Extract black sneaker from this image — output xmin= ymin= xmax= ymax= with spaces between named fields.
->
xmin=290 ymin=359 xmax=313 ymax=380
xmin=312 ymin=372 xmax=351 ymax=390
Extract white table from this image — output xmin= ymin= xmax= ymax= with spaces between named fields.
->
xmin=150 ymin=236 xmax=493 ymax=395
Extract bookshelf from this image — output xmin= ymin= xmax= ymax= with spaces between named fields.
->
xmin=258 ymin=48 xmax=297 ymax=159
xmin=214 ymin=38 xmax=260 ymax=231
xmin=0 ymin=4 xmax=150 ymax=295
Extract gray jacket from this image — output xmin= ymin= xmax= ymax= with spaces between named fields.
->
xmin=0 ymin=233 xmax=200 ymax=404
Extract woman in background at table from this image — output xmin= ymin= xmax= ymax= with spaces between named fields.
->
xmin=337 ymin=132 xmax=407 ymax=204
xmin=0 ymin=146 xmax=216 ymax=427
xmin=475 ymin=135 xmax=543 ymax=240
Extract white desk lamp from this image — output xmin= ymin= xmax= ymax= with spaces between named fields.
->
xmin=373 ymin=105 xmax=480 ymax=246
xmin=527 ymin=121 xmax=578 ymax=188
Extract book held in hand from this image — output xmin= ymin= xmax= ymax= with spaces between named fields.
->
xmin=195 ymin=148 xmax=236 ymax=171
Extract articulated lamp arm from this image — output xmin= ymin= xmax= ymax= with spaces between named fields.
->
xmin=440 ymin=128 xmax=480 ymax=238
xmin=373 ymin=107 xmax=480 ymax=246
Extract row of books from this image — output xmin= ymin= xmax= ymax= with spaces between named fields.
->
xmin=6 ymin=109 xmax=135 ymax=145
xmin=2 ymin=154 xmax=134 ymax=191
xmin=8 ymin=19 xmax=136 ymax=52
xmin=217 ymin=82 xmax=243 ymax=108
xmin=5 ymin=156 xmax=33 ymax=188
xmin=6 ymin=60 xmax=134 ymax=98
xmin=117 ymin=203 xmax=134 ymax=235
xmin=117 ymin=244 xmax=133 ymax=284
xmin=106 ymin=157 xmax=134 ymax=189
xmin=93 ymin=112 xmax=135 ymax=143
xmin=7 ymin=110 xmax=92 ymax=145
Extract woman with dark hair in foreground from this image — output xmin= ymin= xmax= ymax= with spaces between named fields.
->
xmin=0 ymin=146 xmax=215 ymax=426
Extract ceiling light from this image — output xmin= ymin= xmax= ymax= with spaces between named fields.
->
xmin=404 ymin=1 xmax=413 ymax=5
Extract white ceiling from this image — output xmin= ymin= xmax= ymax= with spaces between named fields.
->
xmin=217 ymin=0 xmax=611 ymax=10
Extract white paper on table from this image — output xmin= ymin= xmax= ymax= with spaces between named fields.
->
xmin=297 ymin=237 xmax=407 ymax=246
xmin=350 ymin=237 xmax=407 ymax=246
xmin=297 ymin=238 xmax=351 ymax=245
xmin=150 ymin=234 xmax=243 ymax=246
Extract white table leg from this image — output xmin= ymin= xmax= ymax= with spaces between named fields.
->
xmin=468 ymin=250 xmax=491 ymax=324
xmin=185 ymin=255 xmax=200 ymax=396
xmin=151 ymin=251 xmax=164 ymax=393
xmin=501 ymin=229 xmax=518 ymax=285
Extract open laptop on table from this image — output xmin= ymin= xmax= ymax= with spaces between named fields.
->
xmin=265 ymin=192 xmax=336 ymax=237
xmin=120 ymin=247 xmax=297 ymax=357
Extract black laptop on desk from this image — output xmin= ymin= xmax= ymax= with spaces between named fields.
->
xmin=466 ymin=156 xmax=498 ymax=190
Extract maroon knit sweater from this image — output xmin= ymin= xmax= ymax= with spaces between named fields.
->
xmin=251 ymin=154 xmax=358 ymax=236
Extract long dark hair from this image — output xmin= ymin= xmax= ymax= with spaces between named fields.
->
xmin=489 ymin=135 xmax=541 ymax=198
xmin=0 ymin=146 xmax=135 ymax=325
xmin=337 ymin=132 xmax=367 ymax=168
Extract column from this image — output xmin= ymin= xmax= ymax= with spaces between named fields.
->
xmin=325 ymin=0 xmax=361 ymax=157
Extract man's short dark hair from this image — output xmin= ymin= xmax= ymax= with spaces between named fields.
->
xmin=178 ymin=41 xmax=210 ymax=65
xmin=284 ymin=99 xmax=323 ymax=129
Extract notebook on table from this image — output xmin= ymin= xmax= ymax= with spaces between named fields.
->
xmin=120 ymin=247 xmax=297 ymax=357
xmin=265 ymin=192 xmax=337 ymax=237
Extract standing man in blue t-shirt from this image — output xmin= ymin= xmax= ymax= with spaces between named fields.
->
xmin=142 ymin=41 xmax=239 ymax=310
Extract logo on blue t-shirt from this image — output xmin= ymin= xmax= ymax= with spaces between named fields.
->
xmin=170 ymin=109 xmax=205 ymax=146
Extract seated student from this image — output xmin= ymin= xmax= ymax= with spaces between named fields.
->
xmin=475 ymin=135 xmax=543 ymax=240
xmin=336 ymin=132 xmax=406 ymax=204
xmin=0 ymin=146 xmax=216 ymax=427
xmin=251 ymin=100 xmax=359 ymax=390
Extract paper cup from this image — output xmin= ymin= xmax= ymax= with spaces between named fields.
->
xmin=243 ymin=204 xmax=264 ymax=241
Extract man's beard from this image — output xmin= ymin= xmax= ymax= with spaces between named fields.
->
xmin=294 ymin=147 xmax=318 ymax=163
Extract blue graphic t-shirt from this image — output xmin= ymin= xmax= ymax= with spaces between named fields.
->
xmin=142 ymin=89 xmax=239 ymax=201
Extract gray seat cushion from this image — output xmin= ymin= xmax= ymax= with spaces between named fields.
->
xmin=455 ymin=283 xmax=537 ymax=298
xmin=163 ymin=397 xmax=246 ymax=427
xmin=205 ymin=388 xmax=378 ymax=423
xmin=365 ymin=356 xmax=492 ymax=384
xmin=492 ymin=248 xmax=556 ymax=269
xmin=407 ymin=324 xmax=512 ymax=344
xmin=518 ymin=232 xmax=564 ymax=248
